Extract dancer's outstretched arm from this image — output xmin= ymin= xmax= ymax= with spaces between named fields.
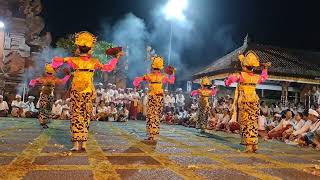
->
xmin=210 ymin=87 xmax=218 ymax=96
xmin=29 ymin=77 xmax=42 ymax=87
xmin=96 ymin=58 xmax=120 ymax=72
xmin=55 ymin=74 xmax=71 ymax=85
xmin=225 ymin=74 xmax=240 ymax=86
xmin=163 ymin=74 xmax=175 ymax=84
xmin=51 ymin=57 xmax=75 ymax=69
xmin=190 ymin=89 xmax=199 ymax=97
xmin=258 ymin=69 xmax=268 ymax=84
xmin=133 ymin=76 xmax=147 ymax=87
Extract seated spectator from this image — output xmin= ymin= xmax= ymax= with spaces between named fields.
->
xmin=60 ymin=99 xmax=71 ymax=120
xmin=165 ymin=111 xmax=174 ymax=125
xmin=92 ymin=103 xmax=97 ymax=117
xmin=266 ymin=113 xmax=282 ymax=131
xmin=11 ymin=95 xmax=24 ymax=117
xmin=107 ymin=102 xmax=118 ymax=121
xmin=268 ymin=109 xmax=294 ymax=140
xmin=290 ymin=110 xmax=317 ymax=140
xmin=117 ymin=105 xmax=129 ymax=122
xmin=0 ymin=95 xmax=9 ymax=117
xmin=187 ymin=109 xmax=198 ymax=128
xmin=297 ymin=109 xmax=320 ymax=148
xmin=22 ymin=96 xmax=38 ymax=118
xmin=174 ymin=107 xmax=186 ymax=125
xmin=95 ymin=101 xmax=108 ymax=121
xmin=282 ymin=112 xmax=305 ymax=139
xmin=207 ymin=109 xmax=217 ymax=130
xmin=258 ymin=111 xmax=268 ymax=140
xmin=51 ymin=100 xmax=63 ymax=119
xmin=260 ymin=101 xmax=270 ymax=117
xmin=216 ymin=108 xmax=230 ymax=131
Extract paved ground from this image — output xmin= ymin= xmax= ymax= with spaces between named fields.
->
xmin=0 ymin=118 xmax=319 ymax=180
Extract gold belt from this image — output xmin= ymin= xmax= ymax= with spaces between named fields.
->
xmin=75 ymin=69 xmax=94 ymax=72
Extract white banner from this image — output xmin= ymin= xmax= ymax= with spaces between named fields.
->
xmin=187 ymin=81 xmax=192 ymax=92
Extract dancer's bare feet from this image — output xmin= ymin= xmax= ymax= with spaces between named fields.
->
xmin=252 ymin=144 xmax=258 ymax=153
xmin=70 ymin=141 xmax=80 ymax=151
xmin=81 ymin=142 xmax=87 ymax=151
xmin=243 ymin=145 xmax=255 ymax=153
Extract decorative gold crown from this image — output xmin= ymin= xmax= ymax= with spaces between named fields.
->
xmin=238 ymin=50 xmax=260 ymax=67
xmin=200 ymin=77 xmax=212 ymax=86
xmin=45 ymin=64 xmax=55 ymax=74
xmin=151 ymin=56 xmax=164 ymax=70
xmin=74 ymin=31 xmax=97 ymax=48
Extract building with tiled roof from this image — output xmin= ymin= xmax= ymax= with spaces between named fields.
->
xmin=193 ymin=36 xmax=320 ymax=105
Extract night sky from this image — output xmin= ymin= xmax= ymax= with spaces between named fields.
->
xmin=42 ymin=0 xmax=320 ymax=76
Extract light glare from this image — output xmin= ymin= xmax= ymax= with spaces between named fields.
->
xmin=163 ymin=0 xmax=188 ymax=21
xmin=0 ymin=21 xmax=4 ymax=28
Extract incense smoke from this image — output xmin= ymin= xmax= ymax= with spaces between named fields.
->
xmin=99 ymin=7 xmax=195 ymax=87
xmin=17 ymin=47 xmax=69 ymax=96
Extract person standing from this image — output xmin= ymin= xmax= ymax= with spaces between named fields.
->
xmin=51 ymin=31 xmax=124 ymax=151
xmin=29 ymin=64 xmax=70 ymax=128
xmin=176 ymin=88 xmax=185 ymax=110
xmin=225 ymin=50 xmax=270 ymax=153
xmin=133 ymin=56 xmax=175 ymax=141
xmin=191 ymin=77 xmax=217 ymax=132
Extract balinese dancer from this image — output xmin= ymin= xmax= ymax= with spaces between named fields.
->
xmin=225 ymin=50 xmax=270 ymax=153
xmin=133 ymin=56 xmax=175 ymax=141
xmin=51 ymin=31 xmax=124 ymax=151
xmin=29 ymin=64 xmax=70 ymax=129
xmin=190 ymin=77 xmax=217 ymax=133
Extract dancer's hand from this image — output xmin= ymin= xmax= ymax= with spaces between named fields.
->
xmin=116 ymin=51 xmax=125 ymax=59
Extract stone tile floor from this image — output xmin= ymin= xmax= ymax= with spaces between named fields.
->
xmin=0 ymin=117 xmax=319 ymax=180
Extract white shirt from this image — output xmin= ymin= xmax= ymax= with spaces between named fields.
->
xmin=0 ymin=101 xmax=9 ymax=111
xmin=96 ymin=88 xmax=105 ymax=96
xmin=164 ymin=95 xmax=171 ymax=107
xmin=11 ymin=100 xmax=24 ymax=108
xmin=176 ymin=94 xmax=185 ymax=107
xmin=169 ymin=96 xmax=175 ymax=107
xmin=115 ymin=93 xmax=124 ymax=104
xmin=293 ymin=119 xmax=305 ymax=131
xmin=23 ymin=101 xmax=37 ymax=112
xmin=97 ymin=106 xmax=108 ymax=113
xmin=142 ymin=95 xmax=148 ymax=106
xmin=293 ymin=120 xmax=313 ymax=136
xmin=52 ymin=104 xmax=62 ymax=115
xmin=258 ymin=115 xmax=267 ymax=130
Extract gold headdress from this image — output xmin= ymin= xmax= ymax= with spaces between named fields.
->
xmin=200 ymin=77 xmax=212 ymax=86
xmin=45 ymin=64 xmax=55 ymax=74
xmin=151 ymin=56 xmax=164 ymax=70
xmin=75 ymin=31 xmax=97 ymax=48
xmin=238 ymin=50 xmax=260 ymax=67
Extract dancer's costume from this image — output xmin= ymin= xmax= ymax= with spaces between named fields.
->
xmin=133 ymin=56 xmax=175 ymax=140
xmin=190 ymin=77 xmax=217 ymax=132
xmin=225 ymin=51 xmax=269 ymax=152
xmin=51 ymin=31 xmax=122 ymax=142
xmin=29 ymin=64 xmax=70 ymax=128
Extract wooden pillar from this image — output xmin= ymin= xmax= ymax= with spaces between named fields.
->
xmin=281 ymin=82 xmax=289 ymax=107
xmin=294 ymin=92 xmax=299 ymax=104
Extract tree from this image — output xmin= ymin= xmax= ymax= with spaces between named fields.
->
xmin=55 ymin=35 xmax=76 ymax=54
xmin=92 ymin=41 xmax=114 ymax=63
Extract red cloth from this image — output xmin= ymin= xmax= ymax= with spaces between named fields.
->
xmin=229 ymin=122 xmax=240 ymax=132
xmin=129 ymin=101 xmax=138 ymax=120
xmin=268 ymin=125 xmax=291 ymax=139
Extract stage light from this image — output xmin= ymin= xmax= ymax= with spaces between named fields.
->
xmin=163 ymin=0 xmax=188 ymax=21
